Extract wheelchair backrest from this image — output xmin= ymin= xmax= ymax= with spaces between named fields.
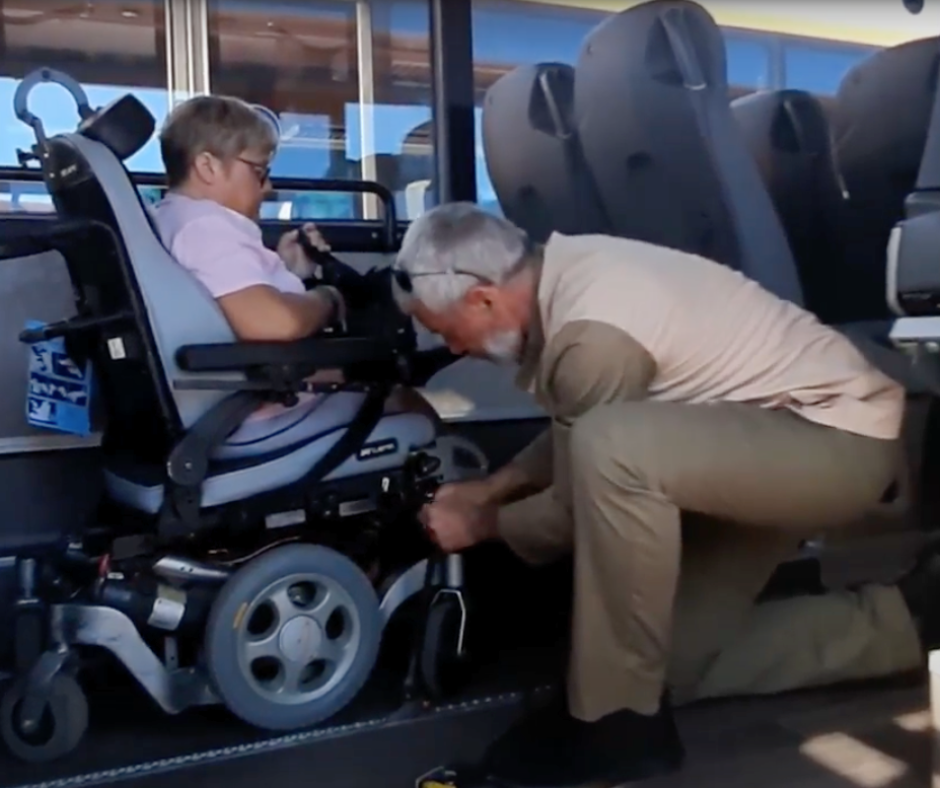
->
xmin=573 ymin=0 xmax=804 ymax=305
xmin=39 ymin=95 xmax=243 ymax=464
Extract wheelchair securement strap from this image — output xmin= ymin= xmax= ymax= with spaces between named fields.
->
xmin=303 ymin=386 xmax=389 ymax=485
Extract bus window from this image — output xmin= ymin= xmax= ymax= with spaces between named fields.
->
xmin=0 ymin=0 xmax=168 ymax=210
xmin=783 ymin=41 xmax=878 ymax=94
xmin=470 ymin=0 xmax=935 ymax=215
xmin=206 ymin=0 xmax=435 ymax=221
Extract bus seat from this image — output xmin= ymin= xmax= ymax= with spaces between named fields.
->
xmin=732 ymin=89 xmax=853 ymax=323
xmin=481 ymin=62 xmax=611 ymax=242
xmin=831 ymin=36 xmax=940 ymax=321
xmin=573 ymin=0 xmax=804 ymax=305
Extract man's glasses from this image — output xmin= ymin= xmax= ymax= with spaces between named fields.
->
xmin=391 ymin=266 xmax=491 ymax=294
xmin=392 ymin=236 xmax=535 ymax=295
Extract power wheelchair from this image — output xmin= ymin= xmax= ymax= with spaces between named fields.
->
xmin=0 ymin=68 xmax=487 ymax=763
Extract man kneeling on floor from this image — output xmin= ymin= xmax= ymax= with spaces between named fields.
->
xmin=393 ymin=202 xmax=938 ymax=788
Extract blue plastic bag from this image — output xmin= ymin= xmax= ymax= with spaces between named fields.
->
xmin=24 ymin=319 xmax=94 ymax=437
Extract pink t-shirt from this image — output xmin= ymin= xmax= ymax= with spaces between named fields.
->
xmin=152 ymin=192 xmax=306 ymax=298
xmin=151 ymin=192 xmax=330 ymax=444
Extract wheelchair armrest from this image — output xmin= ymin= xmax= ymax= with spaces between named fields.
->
xmin=175 ymin=335 xmax=401 ymax=375
xmin=0 ymin=218 xmax=105 ymax=261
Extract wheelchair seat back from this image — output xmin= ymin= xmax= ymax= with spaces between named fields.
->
xmin=39 ymin=95 xmax=238 ymax=466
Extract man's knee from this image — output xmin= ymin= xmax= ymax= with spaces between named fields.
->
xmin=569 ymin=403 xmax=658 ymax=487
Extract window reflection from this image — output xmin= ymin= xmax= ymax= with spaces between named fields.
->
xmin=784 ymin=42 xmax=877 ymax=94
xmin=206 ymin=0 xmax=435 ymax=220
xmin=0 ymin=0 xmax=168 ymax=173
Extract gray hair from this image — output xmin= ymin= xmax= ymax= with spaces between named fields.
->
xmin=159 ymin=95 xmax=278 ymax=188
xmin=393 ymin=202 xmax=531 ymax=312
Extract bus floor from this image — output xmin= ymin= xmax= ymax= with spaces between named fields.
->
xmin=0 ymin=537 xmax=933 ymax=788
xmin=0 ymin=658 xmax=929 ymax=788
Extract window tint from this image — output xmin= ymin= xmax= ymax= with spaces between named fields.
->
xmin=206 ymin=0 xmax=434 ymax=220
xmin=0 ymin=1 xmax=167 ymax=213
xmin=726 ymin=35 xmax=773 ymax=90
xmin=784 ymin=43 xmax=875 ymax=94
xmin=0 ymin=0 xmax=168 ymax=175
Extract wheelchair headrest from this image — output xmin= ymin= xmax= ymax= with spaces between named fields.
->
xmin=78 ymin=94 xmax=155 ymax=162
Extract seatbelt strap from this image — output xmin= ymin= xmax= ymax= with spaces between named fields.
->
xmin=303 ymin=385 xmax=389 ymax=485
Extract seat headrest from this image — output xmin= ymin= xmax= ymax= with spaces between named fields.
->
xmin=78 ymin=94 xmax=156 ymax=162
xmin=833 ymin=37 xmax=939 ymax=183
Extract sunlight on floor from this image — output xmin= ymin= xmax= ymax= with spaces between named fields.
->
xmin=892 ymin=709 xmax=931 ymax=733
xmin=799 ymin=732 xmax=909 ymax=788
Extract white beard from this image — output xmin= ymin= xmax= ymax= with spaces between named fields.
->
xmin=483 ymin=329 xmax=523 ymax=365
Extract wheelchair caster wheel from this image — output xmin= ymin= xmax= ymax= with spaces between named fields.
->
xmin=420 ymin=592 xmax=470 ymax=700
xmin=0 ymin=674 xmax=89 ymax=763
xmin=205 ymin=543 xmax=382 ymax=731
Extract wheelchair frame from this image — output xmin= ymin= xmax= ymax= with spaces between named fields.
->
xmin=0 ymin=69 xmax=487 ymax=763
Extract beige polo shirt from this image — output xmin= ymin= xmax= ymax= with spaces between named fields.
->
xmin=498 ymin=232 xmax=905 ymax=560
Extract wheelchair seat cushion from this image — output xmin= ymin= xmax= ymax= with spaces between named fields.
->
xmin=215 ymin=390 xmax=369 ymax=461
xmin=105 ymin=410 xmax=438 ymax=515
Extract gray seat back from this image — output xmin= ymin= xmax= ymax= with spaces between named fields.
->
xmin=574 ymin=0 xmax=803 ymax=304
xmin=481 ymin=62 xmax=610 ymax=242
xmin=732 ymin=89 xmax=852 ymax=322
xmin=832 ymin=36 xmax=940 ymax=320
xmin=37 ymin=95 xmax=246 ymax=468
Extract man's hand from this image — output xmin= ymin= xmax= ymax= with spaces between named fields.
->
xmin=278 ymin=222 xmax=330 ymax=279
xmin=433 ymin=479 xmax=497 ymax=509
xmin=419 ymin=481 xmax=500 ymax=553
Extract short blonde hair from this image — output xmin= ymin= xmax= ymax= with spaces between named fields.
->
xmin=159 ymin=95 xmax=277 ymax=187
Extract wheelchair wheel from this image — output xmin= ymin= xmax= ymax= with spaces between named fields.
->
xmin=204 ymin=543 xmax=382 ymax=731
xmin=420 ymin=591 xmax=470 ymax=701
xmin=0 ymin=674 xmax=89 ymax=763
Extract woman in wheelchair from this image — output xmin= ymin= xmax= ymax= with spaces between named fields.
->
xmin=0 ymin=72 xmax=481 ymax=767
xmin=153 ymin=94 xmax=343 ymax=342
xmin=151 ymin=95 xmax=437 ymax=456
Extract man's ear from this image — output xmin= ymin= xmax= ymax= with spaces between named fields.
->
xmin=463 ymin=284 xmax=499 ymax=312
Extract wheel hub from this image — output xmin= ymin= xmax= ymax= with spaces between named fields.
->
xmin=278 ymin=615 xmax=324 ymax=663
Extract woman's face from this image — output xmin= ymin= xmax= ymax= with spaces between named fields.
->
xmin=191 ymin=145 xmax=272 ymax=219
xmin=221 ymin=147 xmax=273 ymax=219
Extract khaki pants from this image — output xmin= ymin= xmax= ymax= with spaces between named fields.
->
xmin=499 ymin=402 xmax=924 ymax=722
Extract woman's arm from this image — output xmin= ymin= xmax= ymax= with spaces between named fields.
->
xmin=217 ymin=284 xmax=341 ymax=342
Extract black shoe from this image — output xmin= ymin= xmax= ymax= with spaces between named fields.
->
xmin=899 ymin=548 xmax=940 ymax=649
xmin=468 ymin=691 xmax=684 ymax=787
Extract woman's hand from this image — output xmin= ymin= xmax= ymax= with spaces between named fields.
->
xmin=278 ymin=222 xmax=330 ymax=279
